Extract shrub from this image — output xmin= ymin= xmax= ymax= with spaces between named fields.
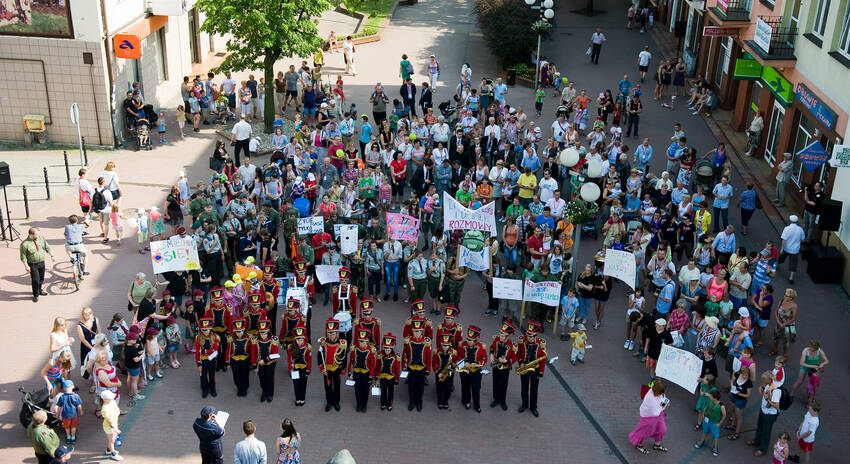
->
xmin=514 ymin=63 xmax=534 ymax=79
xmin=474 ymin=0 xmax=538 ymax=67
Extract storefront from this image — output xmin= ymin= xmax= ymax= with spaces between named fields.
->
xmin=785 ymin=83 xmax=842 ymax=193
xmin=682 ymin=1 xmax=705 ymax=75
xmin=701 ymin=26 xmax=742 ymax=107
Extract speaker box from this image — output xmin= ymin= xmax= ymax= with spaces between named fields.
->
xmin=806 ymin=245 xmax=844 ymax=284
xmin=818 ymin=199 xmax=842 ymax=232
xmin=674 ymin=21 xmax=686 ymax=38
xmin=0 ymin=162 xmax=10 ymax=187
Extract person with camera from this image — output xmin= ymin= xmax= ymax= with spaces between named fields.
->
xmin=193 ymin=406 xmax=226 ymax=464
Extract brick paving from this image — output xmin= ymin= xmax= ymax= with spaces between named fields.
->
xmin=0 ymin=0 xmax=847 ymax=463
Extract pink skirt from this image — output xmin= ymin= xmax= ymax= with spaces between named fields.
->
xmin=629 ymin=413 xmax=667 ymax=446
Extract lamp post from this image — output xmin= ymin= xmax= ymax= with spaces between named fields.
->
xmin=525 ymin=0 xmax=555 ymax=88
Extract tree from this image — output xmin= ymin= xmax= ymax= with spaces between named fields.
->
xmin=197 ymin=0 xmax=334 ymax=133
xmin=474 ymin=0 xmax=538 ymax=67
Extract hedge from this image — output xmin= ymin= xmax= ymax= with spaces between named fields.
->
xmin=474 ymin=0 xmax=538 ymax=68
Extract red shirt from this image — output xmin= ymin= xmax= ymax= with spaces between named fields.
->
xmin=304 ymin=178 xmax=318 ymax=198
xmin=318 ymin=202 xmax=337 ymax=219
xmin=328 ymin=142 xmax=346 ymax=170
xmin=390 ymin=159 xmax=407 ymax=181
xmin=311 ymin=232 xmax=332 ymax=262
xmin=527 ymin=235 xmax=544 ymax=256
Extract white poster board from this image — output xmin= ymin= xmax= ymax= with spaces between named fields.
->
xmin=603 ymin=249 xmax=637 ymax=290
xmin=297 ymin=216 xmax=324 ymax=235
xmin=656 ymin=344 xmax=704 ymax=393
xmin=315 ymin=265 xmax=342 ymax=285
xmin=522 ymin=280 xmax=562 ymax=307
xmin=492 ymin=277 xmax=523 ymax=301
xmin=458 ymin=245 xmax=490 ymax=271
xmin=338 ymin=225 xmax=358 ymax=255
xmin=442 ymin=191 xmax=497 ymax=234
xmin=285 ymin=286 xmax=308 ymax=317
xmin=274 ymin=278 xmax=290 ymax=305
xmin=150 ymin=239 xmax=201 ymax=274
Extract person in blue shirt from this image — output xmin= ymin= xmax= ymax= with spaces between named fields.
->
xmin=358 ymin=114 xmax=373 ymax=155
xmin=711 ymin=176 xmax=734 ymax=232
xmin=634 ymin=138 xmax=653 ymax=175
xmin=738 ymin=182 xmax=758 ymax=235
xmin=536 ymin=207 xmax=556 ymax=231
xmin=193 ymin=406 xmax=225 ymax=464
xmin=617 ymin=75 xmax=632 ymax=98
xmin=520 ymin=147 xmax=541 ymax=174
xmin=704 ymin=142 xmax=727 ymax=181
xmin=653 ymin=268 xmax=675 ymax=316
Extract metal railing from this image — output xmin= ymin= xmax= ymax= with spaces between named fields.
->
xmin=713 ymin=0 xmax=751 ymax=21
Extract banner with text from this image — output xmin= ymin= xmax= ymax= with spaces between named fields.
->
xmin=386 ymin=212 xmax=420 ymax=242
xmin=297 ymin=216 xmax=324 ymax=235
xmin=458 ymin=245 xmax=490 ymax=271
xmin=274 ymin=278 xmax=290 ymax=305
xmin=442 ymin=191 xmax=497 ymax=234
xmin=150 ymin=239 xmax=201 ymax=274
xmin=315 ymin=265 xmax=342 ymax=285
xmin=522 ymin=280 xmax=562 ymax=307
xmin=337 ymin=225 xmax=359 ymax=255
xmin=492 ymin=277 xmax=523 ymax=301
xmin=603 ymin=249 xmax=637 ymax=290
xmin=656 ymin=344 xmax=704 ymax=393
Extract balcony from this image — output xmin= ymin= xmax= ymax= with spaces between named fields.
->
xmin=710 ymin=0 xmax=751 ymax=22
xmin=744 ymin=17 xmax=798 ymax=61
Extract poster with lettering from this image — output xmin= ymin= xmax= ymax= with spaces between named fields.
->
xmin=274 ymin=278 xmax=290 ymax=305
xmin=150 ymin=239 xmax=201 ymax=274
xmin=797 ymin=141 xmax=829 ymax=172
xmin=492 ymin=278 xmax=523 ymax=301
xmin=442 ymin=191 xmax=497 ymax=234
xmin=656 ymin=344 xmax=704 ymax=393
xmin=297 ymin=216 xmax=324 ymax=235
xmin=603 ymin=249 xmax=637 ymax=290
xmin=522 ymin=280 xmax=562 ymax=307
xmin=458 ymin=245 xmax=490 ymax=271
xmin=338 ymin=225 xmax=358 ymax=255
xmin=315 ymin=265 xmax=342 ymax=285
xmin=386 ymin=212 xmax=420 ymax=242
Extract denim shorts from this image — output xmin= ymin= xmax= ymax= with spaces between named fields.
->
xmin=167 ymin=343 xmax=179 ymax=353
xmin=146 ymin=353 xmax=160 ymax=365
xmin=127 ymin=366 xmax=141 ymax=376
xmin=702 ymin=420 xmax=720 ymax=438
xmin=729 ymin=395 xmax=747 ymax=409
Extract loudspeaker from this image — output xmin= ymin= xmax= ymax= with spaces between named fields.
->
xmin=674 ymin=21 xmax=686 ymax=38
xmin=0 ymin=162 xmax=10 ymax=187
xmin=806 ymin=245 xmax=844 ymax=284
xmin=818 ymin=199 xmax=842 ymax=231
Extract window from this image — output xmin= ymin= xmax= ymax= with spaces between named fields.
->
xmin=839 ymin=2 xmax=850 ymax=56
xmin=157 ymin=28 xmax=168 ymax=81
xmin=812 ymin=0 xmax=831 ymax=38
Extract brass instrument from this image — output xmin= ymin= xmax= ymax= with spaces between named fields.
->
xmin=493 ymin=343 xmax=511 ymax=370
xmin=515 ymin=356 xmax=547 ymax=375
xmin=437 ymin=356 xmax=454 ymax=381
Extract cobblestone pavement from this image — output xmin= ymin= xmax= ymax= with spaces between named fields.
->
xmin=0 ymin=0 xmax=847 ymax=462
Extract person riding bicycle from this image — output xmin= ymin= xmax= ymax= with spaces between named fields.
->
xmin=63 ymin=215 xmax=90 ymax=276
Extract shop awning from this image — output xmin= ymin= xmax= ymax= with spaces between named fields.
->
xmin=733 ymin=59 xmax=793 ymax=107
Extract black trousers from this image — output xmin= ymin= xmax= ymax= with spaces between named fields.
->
xmin=492 ymin=368 xmax=510 ymax=406
xmin=435 ymin=373 xmax=454 ymax=407
xmin=257 ymin=363 xmax=276 ymax=399
xmin=212 ymin=330 xmax=227 ymax=371
xmin=200 ymin=359 xmax=216 ymax=395
xmin=353 ymin=372 xmax=370 ymax=410
xmin=233 ymin=139 xmax=249 ymax=165
xmin=460 ymin=371 xmax=482 ymax=409
xmin=292 ymin=369 xmax=308 ymax=401
xmin=29 ymin=261 xmax=46 ymax=297
xmin=205 ymin=252 xmax=224 ymax=286
xmin=373 ymin=111 xmax=387 ymax=126
xmin=231 ymin=359 xmax=250 ymax=395
xmin=407 ymin=370 xmax=425 ymax=406
xmin=626 ymin=114 xmax=639 ymax=137
xmin=35 ymin=453 xmax=52 ymax=464
xmin=591 ymin=43 xmax=602 ymax=64
xmin=324 ymin=370 xmax=341 ymax=406
xmin=380 ymin=378 xmax=395 ymax=408
xmin=520 ymin=373 xmax=540 ymax=409
xmin=200 ymin=450 xmax=223 ymax=464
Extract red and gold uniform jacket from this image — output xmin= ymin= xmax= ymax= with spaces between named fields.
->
xmin=194 ymin=333 xmax=223 ymax=365
xmin=402 ymin=336 xmax=432 ymax=374
xmin=516 ymin=336 xmax=547 ymax=375
xmin=489 ymin=336 xmax=516 ymax=370
xmin=250 ymin=335 xmax=280 ymax=368
xmin=287 ymin=342 xmax=312 ymax=374
xmin=317 ymin=338 xmax=348 ymax=374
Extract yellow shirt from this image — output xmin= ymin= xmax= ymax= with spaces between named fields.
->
xmin=517 ymin=173 xmax=537 ymax=199
xmin=569 ymin=331 xmax=587 ymax=350
xmin=101 ymin=400 xmax=121 ymax=434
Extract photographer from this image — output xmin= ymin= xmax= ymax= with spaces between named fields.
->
xmin=193 ymin=406 xmax=226 ymax=464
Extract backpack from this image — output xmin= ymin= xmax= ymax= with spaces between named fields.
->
xmin=406 ymin=63 xmax=414 ymax=75
xmin=79 ymin=189 xmax=92 ymax=207
xmin=777 ymin=385 xmax=793 ymax=411
xmin=91 ymin=188 xmax=107 ymax=212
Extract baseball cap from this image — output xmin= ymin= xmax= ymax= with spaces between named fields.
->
xmin=62 ymin=379 xmax=74 ymax=389
xmin=201 ymin=406 xmax=216 ymax=418
xmin=54 ymin=445 xmax=74 ymax=459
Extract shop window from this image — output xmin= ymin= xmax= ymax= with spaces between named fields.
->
xmin=791 ymin=114 xmax=835 ymax=187
xmin=839 ymin=2 xmax=850 ymax=56
xmin=812 ymin=0 xmax=831 ymax=38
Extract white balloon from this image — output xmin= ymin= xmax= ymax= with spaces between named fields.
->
xmin=524 ymin=0 xmax=535 ymax=5
xmin=543 ymin=0 xmax=554 ymax=8
xmin=580 ymin=182 xmax=601 ymax=202
xmin=544 ymin=8 xmax=555 ymax=18
xmin=587 ymin=159 xmax=602 ymax=178
xmin=559 ymin=148 xmax=580 ymax=167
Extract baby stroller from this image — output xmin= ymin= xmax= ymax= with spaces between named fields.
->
xmin=214 ymin=96 xmax=236 ymax=124
xmin=19 ymin=386 xmax=61 ymax=429
xmin=694 ymin=160 xmax=715 ymax=195
xmin=438 ymin=100 xmax=457 ymax=128
xmin=135 ymin=116 xmax=153 ymax=151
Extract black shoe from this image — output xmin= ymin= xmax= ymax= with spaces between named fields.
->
xmin=39 ymin=290 xmax=48 ymax=296
xmin=325 ymin=404 xmax=332 ymax=412
xmin=416 ymin=403 xmax=422 ymax=412
xmin=517 ymin=406 xmax=527 ymax=413
xmin=490 ymin=400 xmax=498 ymax=408
xmin=464 ymin=403 xmax=471 ymax=410
xmin=267 ymin=395 xmax=272 ymax=402
xmin=501 ymin=403 xmax=508 ymax=411
xmin=210 ymin=391 xmax=217 ymax=397
xmin=260 ymin=396 xmax=266 ymax=402
xmin=333 ymin=403 xmax=340 ymax=411
xmin=408 ymin=403 xmax=415 ymax=411
xmin=203 ymin=121 xmax=210 ymax=125
xmin=362 ymin=406 xmax=367 ymax=413
xmin=531 ymin=408 xmax=539 ymax=417
xmin=202 ymin=392 xmax=209 ymax=398
xmin=355 ymin=407 xmax=361 ymax=412
xmin=393 ymin=294 xmax=398 ymax=301
xmin=424 ymin=378 xmax=429 ymax=386
xmin=33 ymin=296 xmax=38 ymax=302
xmin=383 ymin=294 xmax=389 ymax=301
xmin=475 ymin=407 xmax=481 ymax=413
xmin=387 ymin=405 xmax=393 ymax=411
xmin=380 ymin=405 xmax=386 ymax=410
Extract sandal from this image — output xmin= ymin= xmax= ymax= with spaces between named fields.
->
xmin=652 ymin=444 xmax=669 ymax=452
xmin=635 ymin=445 xmax=649 ymax=455
xmin=727 ymin=433 xmax=740 ymax=440
xmin=95 ymin=410 xmax=103 ymax=419
xmin=693 ymin=424 xmax=701 ymax=431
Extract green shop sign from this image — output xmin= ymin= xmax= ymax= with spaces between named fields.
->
xmin=760 ymin=66 xmax=793 ymax=107
xmin=734 ymin=59 xmax=762 ymax=80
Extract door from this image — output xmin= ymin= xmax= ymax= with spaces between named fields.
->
xmin=791 ymin=114 xmax=835 ymax=187
xmin=763 ymin=100 xmax=785 ymax=167
xmin=714 ymin=37 xmax=731 ymax=88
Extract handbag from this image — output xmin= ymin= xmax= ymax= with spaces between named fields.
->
xmin=127 ymin=283 xmax=135 ymax=311
xmin=755 ymin=193 xmax=763 ymax=209
xmin=79 ymin=189 xmax=92 ymax=207
xmin=586 ymin=46 xmax=592 ymax=56
xmin=406 ymin=63 xmax=414 ymax=75
xmin=640 ymin=383 xmax=652 ymax=399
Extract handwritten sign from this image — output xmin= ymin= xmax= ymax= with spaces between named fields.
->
xmin=493 ymin=277 xmax=523 ymax=301
xmin=603 ymin=249 xmax=636 ymax=290
xmin=458 ymin=245 xmax=490 ymax=271
xmin=338 ymin=225 xmax=358 ymax=255
xmin=315 ymin=265 xmax=342 ymax=285
xmin=656 ymin=344 xmax=704 ymax=393
xmin=522 ymin=280 xmax=562 ymax=307
xmin=274 ymin=278 xmax=290 ymax=305
xmin=297 ymin=216 xmax=324 ymax=235
xmin=150 ymin=239 xmax=200 ymax=274
xmin=797 ymin=140 xmax=829 ymax=172
xmin=386 ymin=212 xmax=420 ymax=242
xmin=442 ymin=191 xmax=497 ymax=234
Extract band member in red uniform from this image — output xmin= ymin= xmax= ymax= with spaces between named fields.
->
xmin=317 ymin=318 xmax=347 ymax=412
xmin=261 ymin=261 xmax=281 ymax=334
xmin=348 ymin=329 xmax=377 ymax=412
xmin=227 ymin=318 xmax=252 ymax=397
xmin=375 ymin=333 xmax=401 ymax=411
xmin=402 ymin=317 xmax=432 ymax=412
xmin=279 ymin=297 xmax=305 ymax=350
xmin=403 ymin=299 xmax=434 ymax=340
xmin=489 ymin=319 xmax=516 ymax=410
xmin=436 ymin=305 xmax=463 ymax=351
xmin=194 ymin=317 xmax=221 ymax=398
xmin=433 ymin=333 xmax=458 ymax=410
xmin=250 ymin=318 xmax=279 ymax=403
xmin=353 ymin=298 xmax=381 ymax=348
xmin=286 ymin=323 xmax=311 ymax=406
xmin=458 ymin=325 xmax=488 ymax=412
xmin=331 ymin=267 xmax=358 ymax=317
xmin=244 ymin=291 xmax=267 ymax=338
xmin=205 ymin=286 xmax=232 ymax=372
xmin=516 ymin=319 xmax=547 ymax=417
xmin=291 ymin=257 xmax=315 ymax=338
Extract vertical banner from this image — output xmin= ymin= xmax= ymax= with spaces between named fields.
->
xmin=442 ymin=191 xmax=497 ymax=234
xmin=386 ymin=212 xmax=420 ymax=242
xmin=274 ymin=278 xmax=290 ymax=305
xmin=603 ymin=249 xmax=637 ymax=290
xmin=522 ymin=280 xmax=562 ymax=307
xmin=656 ymin=344 xmax=704 ymax=393
xmin=338 ymin=224 xmax=358 ymax=255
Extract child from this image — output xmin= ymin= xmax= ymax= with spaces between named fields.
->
xmin=559 ymin=287 xmax=579 ymax=340
xmin=164 ymin=315 xmax=182 ymax=369
xmin=181 ymin=300 xmax=199 ymax=353
xmin=773 ymin=355 xmax=786 ymax=388
xmin=422 ymin=193 xmax=439 ymax=223
xmin=773 ymin=431 xmax=791 ymax=464
xmin=569 ymin=323 xmax=587 ymax=365
xmin=612 ymin=100 xmax=623 ymax=127
xmin=379 ymin=176 xmax=391 ymax=212
xmin=718 ymin=293 xmax=734 ymax=333
xmin=248 ymin=136 xmax=261 ymax=158
xmin=534 ymin=86 xmax=545 ymax=116
xmin=176 ymin=105 xmax=186 ymax=138
xmin=334 ymin=75 xmax=345 ymax=107
xmin=109 ymin=204 xmax=123 ymax=245
xmin=704 ymin=294 xmax=720 ymax=318
xmin=792 ymin=401 xmax=819 ymax=464
xmin=144 ymin=326 xmax=163 ymax=380
xmin=624 ymin=289 xmax=645 ymax=350
xmin=694 ymin=374 xmax=717 ymax=430
xmin=135 ymin=208 xmax=148 ymax=254
xmin=149 ymin=206 xmax=164 ymax=242
xmin=694 ymin=390 xmax=726 ymax=457
xmin=807 ymin=367 xmax=822 ymax=403
xmin=177 ymin=172 xmax=190 ymax=205
xmin=53 ymin=380 xmax=82 ymax=444
xmin=157 ymin=112 xmax=167 ymax=143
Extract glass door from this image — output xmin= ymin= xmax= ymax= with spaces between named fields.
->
xmin=791 ymin=114 xmax=813 ymax=187
xmin=763 ymin=100 xmax=785 ymax=167
xmin=714 ymin=37 xmax=732 ymax=88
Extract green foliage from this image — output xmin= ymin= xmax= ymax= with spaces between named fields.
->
xmin=0 ymin=12 xmax=70 ymax=35
xmin=514 ymin=63 xmax=534 ymax=79
xmin=474 ymin=0 xmax=537 ymax=67
xmin=565 ymin=199 xmax=598 ymax=225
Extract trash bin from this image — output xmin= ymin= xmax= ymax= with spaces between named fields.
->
xmin=506 ymin=68 xmax=516 ymax=86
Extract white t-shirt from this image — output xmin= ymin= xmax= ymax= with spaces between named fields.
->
xmin=232 ymin=120 xmax=252 ymax=141
xmin=678 ymin=265 xmax=700 ymax=285
xmin=545 ymin=197 xmax=566 ymax=217
xmin=760 ymin=384 xmax=782 ymax=415
xmin=799 ymin=411 xmax=819 ymax=443
xmin=237 ymin=164 xmax=257 ymax=186
xmin=100 ymin=171 xmax=119 ymax=191
xmin=538 ymin=177 xmax=558 ymax=202
xmin=781 ymin=224 xmax=805 ymax=254
xmin=638 ymin=50 xmax=652 ymax=66
xmin=551 ymin=119 xmax=568 ymax=142
xmin=221 ymin=78 xmax=237 ymax=94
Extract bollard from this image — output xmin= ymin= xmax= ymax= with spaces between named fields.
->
xmin=64 ymin=151 xmax=70 ymax=183
xmin=43 ymin=167 xmax=50 ymax=200
xmin=82 ymin=136 xmax=88 ymax=166
xmin=22 ymin=185 xmax=30 ymax=218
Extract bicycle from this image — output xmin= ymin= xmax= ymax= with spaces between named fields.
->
xmin=70 ymin=251 xmax=84 ymax=291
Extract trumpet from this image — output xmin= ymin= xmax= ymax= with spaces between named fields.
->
xmin=515 ymin=356 xmax=547 ymax=375
xmin=437 ymin=359 xmax=453 ymax=381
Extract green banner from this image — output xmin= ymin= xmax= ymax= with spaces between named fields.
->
xmin=734 ymin=59 xmax=762 ymax=80
xmin=760 ymin=66 xmax=793 ymax=107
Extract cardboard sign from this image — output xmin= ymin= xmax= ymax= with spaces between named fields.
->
xmin=442 ymin=191 xmax=497 ymax=234
xmin=315 ymin=265 xmax=342 ymax=285
xmin=297 ymin=216 xmax=324 ymax=235
xmin=656 ymin=344 xmax=704 ymax=393
xmin=458 ymin=245 xmax=490 ymax=271
xmin=338 ymin=225 xmax=358 ymax=255
xmin=150 ymin=239 xmax=200 ymax=274
xmin=603 ymin=249 xmax=637 ymax=290
xmin=386 ymin=213 xmax=420 ymax=242
xmin=522 ymin=280 xmax=562 ymax=307
xmin=492 ymin=277 xmax=523 ymax=301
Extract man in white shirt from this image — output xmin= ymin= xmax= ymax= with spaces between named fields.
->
xmin=751 ymin=371 xmax=782 ymax=457
xmin=339 ymin=112 xmax=355 ymax=147
xmin=544 ymin=189 xmax=566 ymax=218
xmin=220 ymin=71 xmax=237 ymax=111
xmin=230 ymin=115 xmax=253 ymax=165
xmin=637 ymin=45 xmax=652 ymax=82
xmin=538 ymin=169 xmax=558 ymax=203
xmin=431 ymin=116 xmax=450 ymax=145
xmin=237 ymin=157 xmax=257 ymax=189
xmin=793 ymin=401 xmax=820 ymax=463
xmin=779 ymin=214 xmax=805 ymax=284
xmin=551 ymin=114 xmax=568 ymax=148
xmin=590 ymin=28 xmax=606 ymax=64
xmin=774 ymin=152 xmax=793 ymax=206
xmin=483 ymin=117 xmax=501 ymax=141
xmin=678 ymin=258 xmax=700 ymax=286
xmin=233 ymin=420 xmax=267 ymax=464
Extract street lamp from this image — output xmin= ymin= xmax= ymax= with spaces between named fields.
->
xmin=525 ymin=0 xmax=555 ymax=87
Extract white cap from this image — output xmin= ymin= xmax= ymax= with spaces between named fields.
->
xmin=136 ymin=208 xmax=145 ymax=215
xmin=100 ymin=390 xmax=115 ymax=400
xmin=655 ymin=318 xmax=667 ymax=326
xmin=738 ymin=307 xmax=749 ymax=317
xmin=178 ymin=171 xmax=185 ymax=177
xmin=789 ymin=215 xmax=799 ymax=223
